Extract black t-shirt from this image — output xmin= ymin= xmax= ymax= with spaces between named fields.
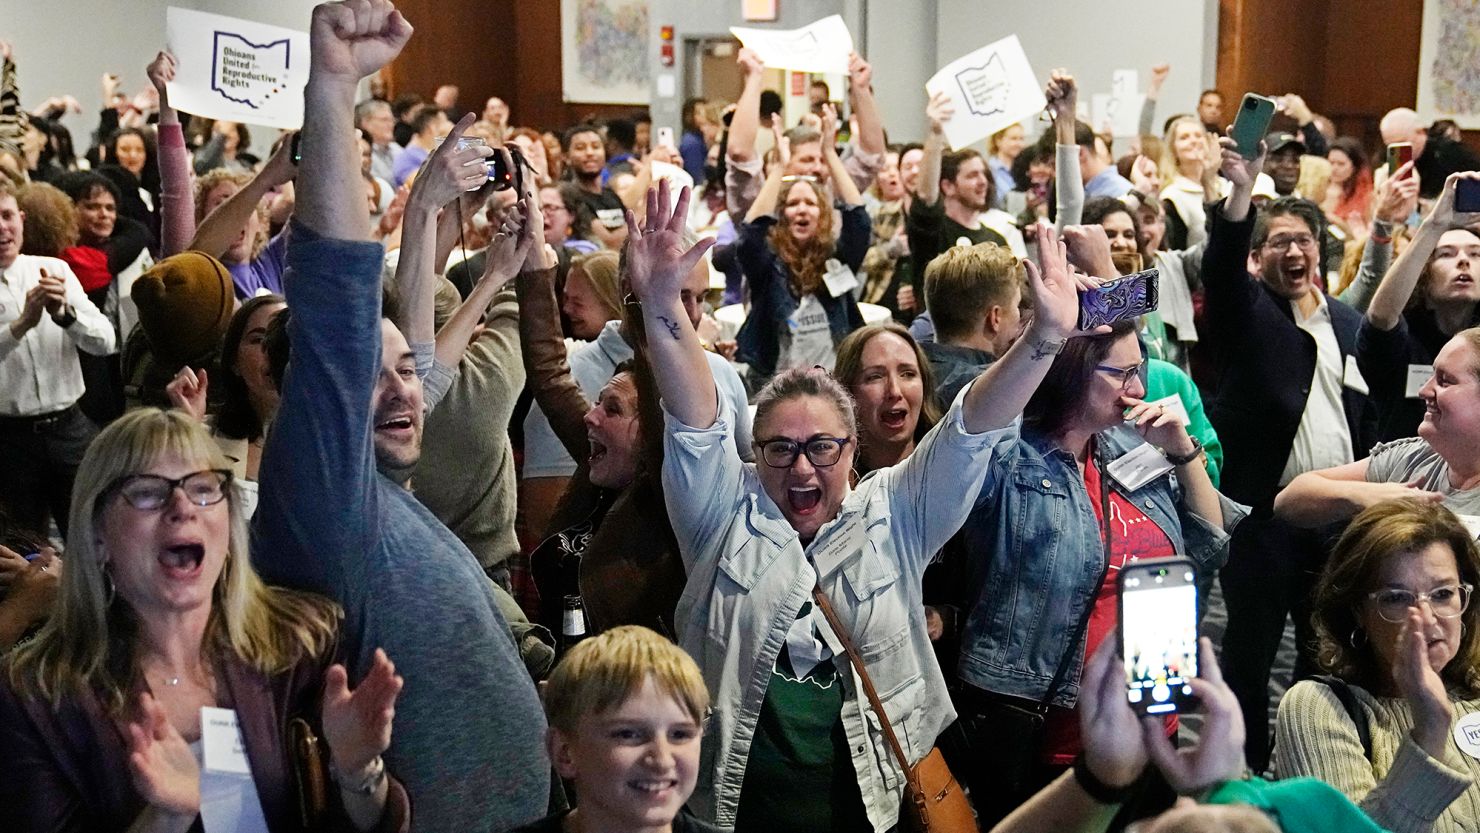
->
xmin=906 ymin=196 xmax=1008 ymax=308
xmin=507 ymin=810 xmax=723 ymax=833
xmin=572 ymin=186 xmax=627 ymax=234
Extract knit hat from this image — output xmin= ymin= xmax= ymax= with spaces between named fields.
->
xmin=130 ymin=251 xmax=235 ymax=368
xmin=1205 ymin=777 xmax=1391 ymax=833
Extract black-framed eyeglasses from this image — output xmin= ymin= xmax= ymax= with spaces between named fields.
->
xmin=754 ymin=436 xmax=850 ymax=468
xmin=1264 ymin=233 xmax=1317 ymax=251
xmin=1094 ymin=362 xmax=1144 ymax=390
xmin=105 ymin=470 xmax=234 ymax=511
xmin=1367 ymin=583 xmax=1474 ymax=624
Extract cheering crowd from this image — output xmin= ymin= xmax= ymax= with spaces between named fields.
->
xmin=4 ymin=2 xmax=1480 ymax=831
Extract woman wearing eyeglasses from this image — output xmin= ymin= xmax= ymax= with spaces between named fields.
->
xmin=1274 ymin=499 xmax=1480 ymax=833
xmin=0 ymin=409 xmax=409 ymax=833
xmin=630 ymin=181 xmax=1099 ymax=831
xmin=734 ymin=105 xmax=869 ymax=385
xmin=950 ymin=318 xmax=1237 ymax=825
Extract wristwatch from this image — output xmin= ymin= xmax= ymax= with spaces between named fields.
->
xmin=330 ymin=755 xmax=386 ymax=796
xmin=1164 ymin=435 xmax=1205 ymax=466
xmin=54 ymin=306 xmax=77 ymax=328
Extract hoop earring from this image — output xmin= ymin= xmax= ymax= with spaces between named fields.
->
xmin=1349 ymin=628 xmax=1367 ymax=649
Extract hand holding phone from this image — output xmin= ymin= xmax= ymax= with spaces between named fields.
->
xmin=1078 ymin=267 xmax=1160 ymax=330
xmin=1119 ymin=558 xmax=1200 ymax=714
xmin=1228 ymin=93 xmax=1276 ymax=160
xmin=657 ymin=126 xmax=676 ymax=151
xmin=1453 ymin=176 xmax=1480 ymax=214
xmin=1387 ymin=143 xmax=1414 ymax=178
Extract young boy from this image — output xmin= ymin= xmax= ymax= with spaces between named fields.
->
xmin=511 ymin=626 xmax=720 ymax=833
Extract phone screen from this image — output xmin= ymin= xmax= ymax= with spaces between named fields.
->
xmin=1387 ymin=143 xmax=1414 ymax=177
xmin=1119 ymin=559 xmax=1198 ymax=714
xmin=1455 ymin=178 xmax=1480 ymax=213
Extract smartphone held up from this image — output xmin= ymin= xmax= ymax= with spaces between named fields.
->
xmin=1119 ymin=558 xmax=1199 ymax=715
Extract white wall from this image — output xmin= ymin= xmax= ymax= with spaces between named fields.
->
xmin=6 ymin=0 xmax=317 ymax=153
xmin=935 ymin=0 xmax=1218 ymax=145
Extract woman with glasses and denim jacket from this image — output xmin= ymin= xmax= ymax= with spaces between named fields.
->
xmin=0 ymin=409 xmax=410 ymax=833
xmin=734 ymin=105 xmax=869 ymax=386
xmin=1274 ymin=499 xmax=1480 ymax=833
xmin=951 ymin=313 xmax=1241 ymax=826
xmin=629 ymin=179 xmax=1100 ymax=832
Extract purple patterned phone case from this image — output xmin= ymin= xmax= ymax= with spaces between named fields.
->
xmin=1078 ymin=267 xmax=1160 ymax=330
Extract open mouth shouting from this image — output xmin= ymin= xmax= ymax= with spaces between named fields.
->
xmin=158 ymin=541 xmax=205 ymax=580
xmin=878 ymin=405 xmax=910 ymax=433
xmin=787 ymin=485 xmax=823 ymax=514
xmin=589 ymin=437 xmax=609 ymax=467
xmin=375 ymin=412 xmax=416 ymax=440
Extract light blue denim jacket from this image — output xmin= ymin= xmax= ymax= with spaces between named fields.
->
xmin=957 ymin=422 xmax=1247 ymax=707
xmin=662 ymin=385 xmax=1009 ymax=832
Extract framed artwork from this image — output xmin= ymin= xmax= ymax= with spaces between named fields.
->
xmin=561 ymin=0 xmax=651 ymax=104
xmin=1417 ymin=0 xmax=1480 ymax=127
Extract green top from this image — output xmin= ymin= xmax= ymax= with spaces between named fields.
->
xmin=1146 ymin=357 xmax=1223 ymax=487
xmin=733 ymin=602 xmax=869 ymax=833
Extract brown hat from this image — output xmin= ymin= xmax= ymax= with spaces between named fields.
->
xmin=131 ymin=251 xmax=235 ymax=367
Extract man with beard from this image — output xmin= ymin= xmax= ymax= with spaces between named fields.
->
xmin=906 ymin=90 xmax=1007 ymax=312
xmin=252 ymin=3 xmax=550 ymax=830
xmin=1200 ymin=137 xmax=1378 ymax=773
xmin=563 ymin=123 xmax=627 ymax=250
xmin=1360 ymin=172 xmax=1480 ymax=439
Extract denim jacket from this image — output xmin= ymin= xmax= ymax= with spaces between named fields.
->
xmin=662 ymin=385 xmax=1009 ymax=832
xmin=735 ymin=204 xmax=870 ymax=380
xmin=957 ymin=423 xmax=1247 ymax=707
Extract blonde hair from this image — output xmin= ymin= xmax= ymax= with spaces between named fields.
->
xmin=194 ymin=168 xmax=270 ymax=262
xmin=1295 ymin=154 xmax=1332 ymax=203
xmin=1159 ymin=116 xmax=1204 ymax=186
xmin=543 ymin=626 xmax=709 ymax=733
xmin=6 ymin=409 xmax=340 ymax=711
xmin=924 ymin=242 xmax=1024 ymax=343
xmin=570 ymin=250 xmax=624 ymax=323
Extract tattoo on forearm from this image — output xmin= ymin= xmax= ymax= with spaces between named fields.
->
xmin=656 ymin=315 xmax=682 ymax=340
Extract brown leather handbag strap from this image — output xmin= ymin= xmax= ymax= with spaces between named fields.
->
xmin=811 ymin=586 xmax=913 ymax=777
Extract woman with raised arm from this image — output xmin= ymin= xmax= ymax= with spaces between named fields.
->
xmin=0 ymin=409 xmax=408 ymax=833
xmin=735 ymin=104 xmax=869 ymax=383
xmin=630 ymin=178 xmax=1098 ymax=832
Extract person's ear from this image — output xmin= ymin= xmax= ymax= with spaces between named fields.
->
xmin=984 ymin=304 xmax=1003 ymax=338
xmin=547 ymin=727 xmax=580 ymax=781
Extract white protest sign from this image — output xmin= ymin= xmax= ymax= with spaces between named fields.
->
xmin=166 ymin=7 xmax=309 ymax=130
xmin=926 ymin=35 xmax=1046 ymax=151
xmin=1092 ymin=92 xmax=1146 ymax=138
xmin=730 ymin=15 xmax=853 ymax=74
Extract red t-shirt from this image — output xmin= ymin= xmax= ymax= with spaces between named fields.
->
xmin=1040 ymin=456 xmax=1177 ymax=765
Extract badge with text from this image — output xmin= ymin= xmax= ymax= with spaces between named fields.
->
xmin=822 ymin=258 xmax=859 ymax=298
xmin=201 ymin=706 xmax=251 ymax=775
xmin=1453 ymin=710 xmax=1480 ymax=759
xmin=1406 ymin=364 xmax=1433 ymax=398
xmin=1107 ymin=443 xmax=1175 ymax=492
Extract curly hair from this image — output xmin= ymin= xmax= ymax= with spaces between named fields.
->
xmin=194 ymin=169 xmax=270 ymax=262
xmin=16 ymin=182 xmax=78 ymax=257
xmin=768 ymin=178 xmax=835 ymax=298
xmin=1313 ymin=499 xmax=1480 ymax=697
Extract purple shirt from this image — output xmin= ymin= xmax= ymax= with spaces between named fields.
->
xmin=227 ymin=228 xmax=288 ymax=299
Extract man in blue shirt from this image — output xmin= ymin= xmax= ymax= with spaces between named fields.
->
xmin=1073 ymin=120 xmax=1135 ymax=199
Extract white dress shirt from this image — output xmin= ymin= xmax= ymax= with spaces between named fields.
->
xmin=0 ymin=255 xmax=116 ymax=416
xmin=1280 ymin=292 xmax=1353 ymax=485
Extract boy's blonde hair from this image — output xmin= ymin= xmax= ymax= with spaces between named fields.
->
xmin=544 ymin=626 xmax=709 ymax=733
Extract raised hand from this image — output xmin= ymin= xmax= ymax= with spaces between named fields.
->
xmin=1062 ymin=224 xmax=1117 ymax=279
xmin=1131 ymin=155 xmax=1161 ymax=196
xmin=737 ymin=47 xmax=764 ymax=79
xmin=819 ymin=102 xmax=840 ymax=153
xmin=1148 ymin=63 xmax=1171 ymax=93
xmin=925 ymin=91 xmax=954 ymax=135
xmin=165 ymin=367 xmax=209 ymax=423
xmin=147 ymin=52 xmax=177 ymax=110
xmin=126 ymin=692 xmax=201 ymax=817
xmin=408 ymin=113 xmax=491 ymax=211
xmin=309 ymin=0 xmax=414 ymax=85
xmin=1279 ymin=93 xmax=1313 ymax=126
xmin=1026 ymin=225 xmax=1103 ymax=341
xmin=848 ymin=51 xmax=873 ymax=92
xmin=1217 ymin=135 xmax=1265 ymax=188
xmin=624 ymin=180 xmax=715 ymax=306
xmin=1375 ymin=161 xmax=1419 ymax=224
xmin=1392 ymin=609 xmax=1457 ymax=758
xmin=1079 ymin=631 xmax=1149 ymax=789
xmin=1122 ymin=396 xmax=1197 ymax=458
xmin=483 ymin=196 xmax=538 ymax=287
xmin=1429 ymin=172 xmax=1480 ymax=230
xmin=1143 ymin=638 xmax=1247 ymax=794
xmin=322 ymin=648 xmax=403 ymax=776
xmin=1045 ymin=69 xmax=1078 ymax=123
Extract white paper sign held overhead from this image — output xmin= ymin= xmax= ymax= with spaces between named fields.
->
xmin=166 ymin=7 xmax=310 ymax=130
xmin=926 ymin=35 xmax=1046 ymax=151
xmin=730 ymin=15 xmax=854 ymax=75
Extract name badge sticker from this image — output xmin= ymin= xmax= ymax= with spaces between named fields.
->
xmin=822 ymin=258 xmax=859 ymax=298
xmin=1107 ymin=443 xmax=1174 ymax=492
xmin=201 ymin=706 xmax=251 ymax=775
xmin=1406 ymin=364 xmax=1433 ymax=398
xmin=1458 ymin=515 xmax=1480 ymax=542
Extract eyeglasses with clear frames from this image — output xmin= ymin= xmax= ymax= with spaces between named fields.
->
xmin=1367 ymin=583 xmax=1473 ymax=624
xmin=754 ymin=436 xmax=851 ymax=469
xmin=106 ymin=470 xmax=234 ymax=511
xmin=1094 ymin=362 xmax=1144 ymax=391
